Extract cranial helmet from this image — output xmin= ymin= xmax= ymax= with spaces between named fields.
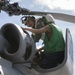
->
xmin=42 ymin=14 xmax=55 ymax=24
xmin=21 ymin=16 xmax=35 ymax=25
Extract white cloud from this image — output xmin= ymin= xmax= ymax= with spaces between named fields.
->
xmin=73 ymin=61 xmax=75 ymax=74
xmin=35 ymin=0 xmax=75 ymax=11
xmin=10 ymin=0 xmax=22 ymax=3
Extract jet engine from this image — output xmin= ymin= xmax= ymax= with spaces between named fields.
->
xmin=0 ymin=23 xmax=36 ymax=63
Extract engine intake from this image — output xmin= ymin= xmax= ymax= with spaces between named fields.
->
xmin=1 ymin=23 xmax=36 ymax=63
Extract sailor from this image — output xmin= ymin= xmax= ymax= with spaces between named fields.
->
xmin=21 ymin=15 xmax=44 ymax=42
xmin=21 ymin=14 xmax=65 ymax=69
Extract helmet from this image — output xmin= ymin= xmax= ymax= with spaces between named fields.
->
xmin=21 ymin=16 xmax=35 ymax=25
xmin=42 ymin=14 xmax=55 ymax=24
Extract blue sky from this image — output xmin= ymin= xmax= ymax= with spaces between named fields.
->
xmin=0 ymin=0 xmax=75 ymax=74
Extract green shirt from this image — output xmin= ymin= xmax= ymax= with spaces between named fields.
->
xmin=43 ymin=23 xmax=65 ymax=54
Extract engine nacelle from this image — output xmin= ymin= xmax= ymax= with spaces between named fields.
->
xmin=0 ymin=23 xmax=36 ymax=63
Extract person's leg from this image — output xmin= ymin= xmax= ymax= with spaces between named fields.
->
xmin=38 ymin=51 xmax=64 ymax=69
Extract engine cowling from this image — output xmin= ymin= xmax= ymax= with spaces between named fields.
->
xmin=1 ymin=23 xmax=36 ymax=63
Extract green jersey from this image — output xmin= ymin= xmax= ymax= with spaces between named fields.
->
xmin=43 ymin=23 xmax=65 ymax=54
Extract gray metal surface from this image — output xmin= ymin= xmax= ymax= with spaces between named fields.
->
xmin=0 ymin=24 xmax=73 ymax=75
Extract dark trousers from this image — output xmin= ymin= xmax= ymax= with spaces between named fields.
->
xmin=38 ymin=51 xmax=64 ymax=69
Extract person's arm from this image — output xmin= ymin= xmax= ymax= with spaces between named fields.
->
xmin=23 ymin=25 xmax=51 ymax=34
xmin=24 ymin=27 xmax=46 ymax=34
